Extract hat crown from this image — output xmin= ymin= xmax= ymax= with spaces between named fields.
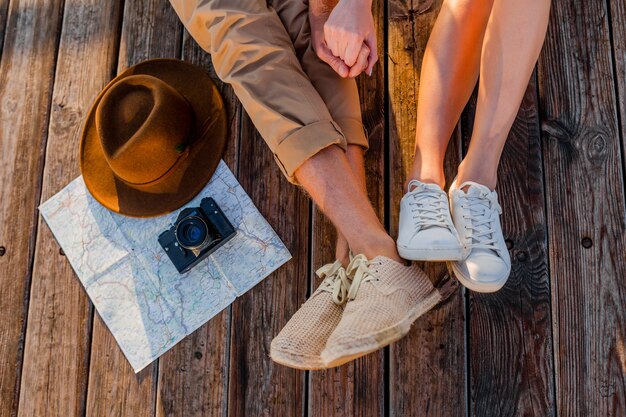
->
xmin=80 ymin=58 xmax=227 ymax=217
xmin=95 ymin=74 xmax=194 ymax=186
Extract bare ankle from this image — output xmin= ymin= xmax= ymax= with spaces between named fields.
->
xmin=406 ymin=169 xmax=445 ymax=190
xmin=351 ymin=233 xmax=401 ymax=263
xmin=457 ymin=161 xmax=497 ymax=190
xmin=335 ymin=239 xmax=350 ymax=266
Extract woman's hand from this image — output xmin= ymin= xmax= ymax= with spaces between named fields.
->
xmin=323 ymin=0 xmax=377 ymax=76
xmin=310 ymin=5 xmax=351 ymax=77
xmin=309 ymin=0 xmax=376 ymax=78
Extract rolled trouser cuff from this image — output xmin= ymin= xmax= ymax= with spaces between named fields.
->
xmin=273 ymin=120 xmax=348 ymax=184
xmin=334 ymin=118 xmax=369 ymax=150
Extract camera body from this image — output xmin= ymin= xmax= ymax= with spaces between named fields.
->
xmin=158 ymin=197 xmax=236 ymax=273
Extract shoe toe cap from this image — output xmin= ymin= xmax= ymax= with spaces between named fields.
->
xmin=464 ymin=253 xmax=510 ymax=283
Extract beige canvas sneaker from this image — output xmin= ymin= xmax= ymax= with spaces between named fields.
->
xmin=270 ymin=260 xmax=351 ymax=370
xmin=320 ymin=254 xmax=443 ymax=367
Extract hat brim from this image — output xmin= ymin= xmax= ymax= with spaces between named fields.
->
xmin=80 ymin=59 xmax=227 ymax=218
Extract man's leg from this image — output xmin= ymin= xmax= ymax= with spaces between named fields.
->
xmin=269 ymin=0 xmax=376 ymax=264
xmin=296 ymin=145 xmax=400 ymax=262
xmin=458 ymin=0 xmax=550 ymax=189
xmin=408 ymin=0 xmax=494 ymax=188
xmin=169 ymin=0 xmax=399 ymax=262
xmin=334 ymin=145 xmax=367 ymax=264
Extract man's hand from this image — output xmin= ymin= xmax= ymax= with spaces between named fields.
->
xmin=323 ymin=0 xmax=377 ymax=76
xmin=310 ymin=5 xmax=351 ymax=78
xmin=309 ymin=0 xmax=376 ymax=78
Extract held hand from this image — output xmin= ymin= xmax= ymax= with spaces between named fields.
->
xmin=347 ymin=43 xmax=370 ymax=78
xmin=323 ymin=0 xmax=377 ymax=76
xmin=310 ymin=7 xmax=351 ymax=78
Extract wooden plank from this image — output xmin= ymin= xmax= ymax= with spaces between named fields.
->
xmin=461 ymin=76 xmax=556 ymax=416
xmin=87 ymin=316 xmax=159 ymax=417
xmin=0 ymin=0 xmax=65 ymax=415
xmin=15 ymin=1 xmax=123 ymax=416
xmin=307 ymin=0 xmax=386 ymax=415
xmin=609 ymin=0 xmax=626 ymax=182
xmin=0 ymin=0 xmax=9 ymax=59
xmin=537 ymin=0 xmax=626 ymax=415
xmin=154 ymin=30 xmax=242 ymax=417
xmin=85 ymin=1 xmax=183 ymax=416
xmin=155 ymin=311 xmax=231 ymax=417
xmin=387 ymin=1 xmax=467 ymax=415
xmin=227 ymin=116 xmax=308 ymax=417
xmin=117 ymin=0 xmax=183 ymax=70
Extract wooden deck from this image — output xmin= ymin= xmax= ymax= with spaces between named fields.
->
xmin=1 ymin=0 xmax=625 ymax=415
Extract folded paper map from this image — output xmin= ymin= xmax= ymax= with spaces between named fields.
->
xmin=39 ymin=161 xmax=291 ymax=372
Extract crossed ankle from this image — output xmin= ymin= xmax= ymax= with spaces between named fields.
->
xmin=335 ymin=251 xmax=350 ymax=267
xmin=350 ymin=233 xmax=401 ymax=262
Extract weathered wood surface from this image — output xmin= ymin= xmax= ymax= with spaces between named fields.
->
xmin=307 ymin=0 xmax=386 ymax=415
xmin=85 ymin=1 xmax=182 ymax=416
xmin=2 ymin=0 xmax=626 ymax=416
xmin=0 ymin=0 xmax=9 ymax=59
xmin=154 ymin=30 xmax=241 ymax=417
xmin=538 ymin=0 xmax=626 ymax=415
xmin=227 ymin=117 xmax=309 ymax=417
xmin=116 ymin=0 xmax=183 ymax=71
xmin=16 ymin=1 xmax=122 ymax=416
xmin=461 ymin=76 xmax=555 ymax=416
xmin=387 ymin=1 xmax=466 ymax=416
xmin=0 ymin=0 xmax=64 ymax=415
xmin=609 ymin=0 xmax=626 ymax=174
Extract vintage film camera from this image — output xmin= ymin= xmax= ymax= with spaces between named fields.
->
xmin=158 ymin=197 xmax=236 ymax=273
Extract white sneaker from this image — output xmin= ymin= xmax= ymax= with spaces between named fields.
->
xmin=448 ymin=180 xmax=511 ymax=293
xmin=397 ymin=179 xmax=464 ymax=261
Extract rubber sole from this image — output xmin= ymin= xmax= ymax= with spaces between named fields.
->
xmin=320 ymin=290 xmax=443 ymax=368
xmin=448 ymin=261 xmax=509 ymax=293
xmin=270 ymin=347 xmax=327 ymax=370
xmin=397 ymin=244 xmax=465 ymax=261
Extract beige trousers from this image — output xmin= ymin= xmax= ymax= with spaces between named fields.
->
xmin=168 ymin=0 xmax=368 ymax=183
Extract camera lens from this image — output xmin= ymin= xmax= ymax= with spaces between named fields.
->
xmin=185 ymin=224 xmax=202 ymax=242
xmin=175 ymin=216 xmax=209 ymax=250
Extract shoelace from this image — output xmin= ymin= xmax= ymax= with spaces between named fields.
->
xmin=407 ymin=180 xmax=452 ymax=232
xmin=316 ymin=261 xmax=351 ymax=305
xmin=345 ymin=254 xmax=380 ymax=301
xmin=457 ymin=182 xmax=502 ymax=253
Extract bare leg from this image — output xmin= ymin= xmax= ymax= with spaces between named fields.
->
xmin=334 ymin=145 xmax=367 ymax=265
xmin=408 ymin=0 xmax=494 ymax=189
xmin=457 ymin=0 xmax=551 ymax=189
xmin=296 ymin=145 xmax=401 ymax=262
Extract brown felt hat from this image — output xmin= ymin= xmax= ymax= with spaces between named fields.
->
xmin=79 ymin=59 xmax=227 ymax=217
